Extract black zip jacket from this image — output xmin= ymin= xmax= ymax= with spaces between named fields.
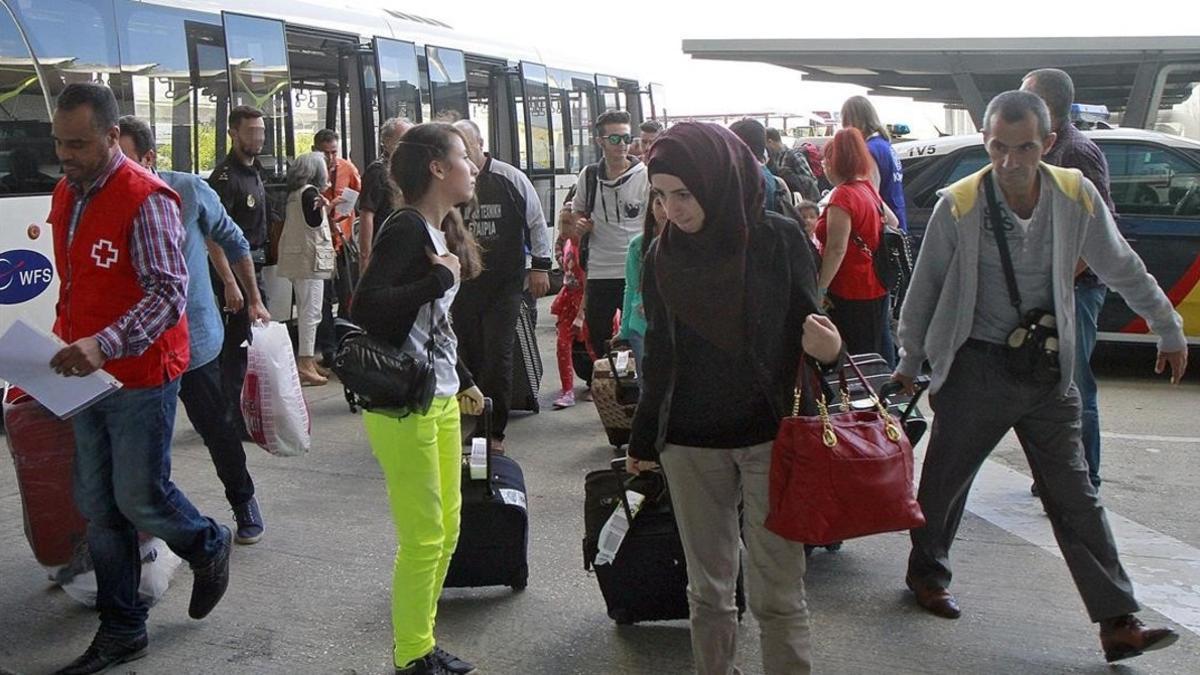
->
xmin=351 ymin=209 xmax=475 ymax=392
xmin=629 ymin=212 xmax=834 ymax=461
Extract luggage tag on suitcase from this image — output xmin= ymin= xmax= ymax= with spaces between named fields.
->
xmin=593 ymin=489 xmax=646 ymax=567
xmin=468 ymin=438 xmax=488 ymax=480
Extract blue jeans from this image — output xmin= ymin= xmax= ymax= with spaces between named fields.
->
xmin=1075 ymin=278 xmax=1107 ymax=488
xmin=72 ymin=378 xmax=223 ymax=638
xmin=627 ymin=332 xmax=645 ymax=381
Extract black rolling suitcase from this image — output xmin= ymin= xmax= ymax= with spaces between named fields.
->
xmin=582 ymin=463 xmax=744 ymax=624
xmin=510 ymin=296 xmax=543 ymax=413
xmin=445 ymin=399 xmax=530 ymax=590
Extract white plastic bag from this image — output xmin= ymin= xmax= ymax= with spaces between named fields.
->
xmin=51 ymin=537 xmax=183 ymax=608
xmin=242 ymin=321 xmax=311 ymax=457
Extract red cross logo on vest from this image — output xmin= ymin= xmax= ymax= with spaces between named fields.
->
xmin=91 ymin=239 xmax=119 ymax=269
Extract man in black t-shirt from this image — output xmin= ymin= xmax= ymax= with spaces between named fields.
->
xmin=355 ymin=117 xmax=413 ymax=272
xmin=207 ymin=105 xmax=270 ymax=436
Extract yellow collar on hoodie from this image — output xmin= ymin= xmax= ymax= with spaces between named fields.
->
xmin=944 ymin=162 xmax=1095 ymax=220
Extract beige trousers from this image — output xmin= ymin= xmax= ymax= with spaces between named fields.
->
xmin=660 ymin=442 xmax=812 ymax=675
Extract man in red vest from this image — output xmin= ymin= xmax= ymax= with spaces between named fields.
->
xmin=46 ymin=83 xmax=232 ymax=675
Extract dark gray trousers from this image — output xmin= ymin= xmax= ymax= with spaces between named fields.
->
xmin=907 ymin=341 xmax=1139 ymax=623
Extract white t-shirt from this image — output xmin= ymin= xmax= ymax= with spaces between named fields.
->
xmin=403 ymin=221 xmax=460 ymax=398
xmin=573 ymin=161 xmax=650 ymax=280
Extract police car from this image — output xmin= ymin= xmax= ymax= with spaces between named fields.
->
xmin=895 ymin=128 xmax=1200 ymax=345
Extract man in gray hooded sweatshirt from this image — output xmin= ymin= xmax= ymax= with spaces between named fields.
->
xmin=893 ymin=90 xmax=1187 ymax=664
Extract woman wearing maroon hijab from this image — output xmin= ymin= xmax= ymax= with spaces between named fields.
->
xmin=627 ymin=122 xmax=842 ymax=675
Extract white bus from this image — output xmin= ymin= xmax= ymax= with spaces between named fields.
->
xmin=0 ymin=0 xmax=663 ymax=332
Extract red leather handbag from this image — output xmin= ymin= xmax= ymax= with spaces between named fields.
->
xmin=765 ymin=358 xmax=925 ymax=545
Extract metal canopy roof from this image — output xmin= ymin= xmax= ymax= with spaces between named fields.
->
xmin=681 ymin=36 xmax=1200 ymax=128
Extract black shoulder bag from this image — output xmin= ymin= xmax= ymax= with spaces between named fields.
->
xmin=851 ymin=192 xmax=913 ymax=295
xmin=982 ymin=176 xmax=1061 ymax=384
xmin=331 ymin=210 xmax=438 ymax=415
xmin=332 ymin=304 xmax=437 ymax=416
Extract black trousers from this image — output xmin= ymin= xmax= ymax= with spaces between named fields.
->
xmin=827 ymin=293 xmax=888 ymax=362
xmin=211 ymin=261 xmax=267 ymax=437
xmin=453 ymin=274 xmax=524 ymax=439
xmin=584 ymin=278 xmax=625 ymax=359
xmin=179 ymin=357 xmax=256 ymax=508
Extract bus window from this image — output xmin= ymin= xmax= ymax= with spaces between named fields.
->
xmin=185 ymin=21 xmax=230 ymax=175
xmin=557 ymin=72 xmax=595 ymax=173
xmin=466 ymin=57 xmax=505 ymax=156
xmin=425 ymin=46 xmax=467 ymax=121
xmin=375 ymin=38 xmax=421 ymax=123
xmin=0 ymin=3 xmax=56 ymax=196
xmin=520 ymin=62 xmax=552 ymax=173
xmin=547 ymin=69 xmax=569 ymax=172
xmin=6 ymin=0 xmax=120 ymax=96
xmin=115 ymin=3 xmax=222 ymax=173
xmin=596 ymin=74 xmax=620 ymax=112
xmin=222 ymin=12 xmax=293 ymax=178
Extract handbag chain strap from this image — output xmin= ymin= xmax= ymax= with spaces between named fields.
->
xmin=792 ymin=356 xmax=902 ymax=447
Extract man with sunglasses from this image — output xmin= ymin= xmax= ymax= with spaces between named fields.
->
xmin=571 ymin=110 xmax=650 ymax=361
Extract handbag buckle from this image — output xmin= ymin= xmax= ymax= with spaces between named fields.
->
xmin=872 ymin=396 xmax=903 ymax=442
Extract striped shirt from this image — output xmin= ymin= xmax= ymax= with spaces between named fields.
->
xmin=67 ymin=153 xmax=189 ymax=360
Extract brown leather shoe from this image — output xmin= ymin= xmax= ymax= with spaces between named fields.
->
xmin=1100 ymin=614 xmax=1179 ymax=662
xmin=906 ymin=575 xmax=961 ymax=619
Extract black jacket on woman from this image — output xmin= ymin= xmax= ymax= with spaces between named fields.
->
xmin=629 ymin=212 xmax=829 ymax=461
xmin=351 ymin=209 xmax=474 ymax=391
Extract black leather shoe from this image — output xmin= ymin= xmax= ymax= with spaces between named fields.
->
xmin=189 ymin=525 xmax=232 ymax=619
xmin=54 ymin=632 xmax=148 ymax=675
xmin=1100 ymin=614 xmax=1179 ymax=662
xmin=906 ymin=575 xmax=961 ymax=619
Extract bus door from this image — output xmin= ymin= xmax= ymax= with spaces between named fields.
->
xmin=221 ymin=12 xmax=294 ymax=318
xmin=465 ymin=55 xmax=511 ymax=168
xmin=618 ymin=78 xmax=641 ymax=124
xmin=518 ymin=62 xmax=555 ymax=222
xmin=595 ymin=74 xmax=622 ymax=113
xmin=372 ymin=37 xmax=422 ymax=163
xmin=283 ymin=25 xmax=360 ymax=164
xmin=221 ymin=12 xmax=293 ymax=181
xmin=423 ymin=45 xmax=468 ymax=122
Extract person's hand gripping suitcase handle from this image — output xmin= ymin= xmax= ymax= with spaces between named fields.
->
xmin=457 ymin=385 xmax=485 ymax=416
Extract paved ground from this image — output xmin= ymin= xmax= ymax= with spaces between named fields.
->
xmin=2 ymin=302 xmax=1198 ymax=674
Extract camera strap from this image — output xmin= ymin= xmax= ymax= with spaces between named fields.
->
xmin=983 ymin=174 xmax=1023 ymax=320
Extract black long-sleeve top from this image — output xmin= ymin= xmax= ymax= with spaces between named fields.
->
xmin=629 ymin=212 xmax=830 ymax=461
xmin=351 ymin=209 xmax=474 ymax=392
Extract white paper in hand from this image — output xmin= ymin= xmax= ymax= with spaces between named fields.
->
xmin=336 ymin=187 xmax=359 ymax=217
xmin=0 ymin=319 xmax=121 ymax=418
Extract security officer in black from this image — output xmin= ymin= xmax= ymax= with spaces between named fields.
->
xmin=208 ymin=105 xmax=270 ymax=435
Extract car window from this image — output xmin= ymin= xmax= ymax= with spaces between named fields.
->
xmin=943 ymin=148 xmax=989 ymax=185
xmin=1100 ymin=142 xmax=1200 ymax=217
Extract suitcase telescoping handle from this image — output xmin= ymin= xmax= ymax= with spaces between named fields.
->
xmin=877 ymin=376 xmax=931 ymax=424
xmin=610 ymin=457 xmax=637 ymax=524
xmin=481 ymin=397 xmax=494 ymax=497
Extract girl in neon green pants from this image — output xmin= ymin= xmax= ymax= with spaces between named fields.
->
xmin=351 ymin=122 xmax=486 ymax=675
